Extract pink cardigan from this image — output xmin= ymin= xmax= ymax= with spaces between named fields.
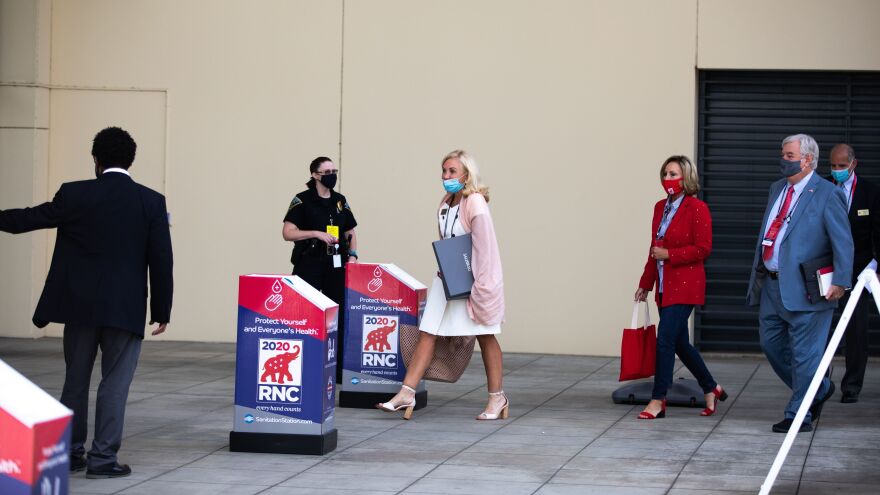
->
xmin=438 ymin=193 xmax=505 ymax=326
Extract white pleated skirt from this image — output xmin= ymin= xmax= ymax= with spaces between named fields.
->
xmin=419 ymin=276 xmax=501 ymax=336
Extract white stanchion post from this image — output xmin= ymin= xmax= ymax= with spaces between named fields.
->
xmin=759 ymin=265 xmax=880 ymax=495
xmin=865 ymin=267 xmax=880 ymax=317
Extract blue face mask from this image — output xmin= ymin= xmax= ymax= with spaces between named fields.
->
xmin=443 ymin=177 xmax=464 ymax=194
xmin=779 ymin=158 xmax=803 ymax=177
xmin=831 ymin=168 xmax=851 ymax=183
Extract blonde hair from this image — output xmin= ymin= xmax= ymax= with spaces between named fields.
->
xmin=660 ymin=155 xmax=700 ymax=195
xmin=442 ymin=149 xmax=490 ymax=202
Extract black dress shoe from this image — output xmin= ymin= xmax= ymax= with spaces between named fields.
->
xmin=809 ymin=381 xmax=835 ymax=421
xmin=70 ymin=455 xmax=87 ymax=473
xmin=841 ymin=391 xmax=860 ymax=403
xmin=86 ymin=463 xmax=132 ymax=479
xmin=772 ymin=418 xmax=813 ymax=433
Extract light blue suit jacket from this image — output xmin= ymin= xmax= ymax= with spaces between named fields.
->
xmin=746 ymin=173 xmax=854 ymax=311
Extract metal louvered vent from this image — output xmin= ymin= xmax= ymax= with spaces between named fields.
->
xmin=696 ymin=70 xmax=880 ymax=352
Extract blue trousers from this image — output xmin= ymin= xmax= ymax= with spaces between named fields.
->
xmin=652 ymin=303 xmax=717 ymax=400
xmin=759 ymin=278 xmax=833 ymax=423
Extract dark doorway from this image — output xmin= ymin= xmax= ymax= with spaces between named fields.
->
xmin=696 ymin=70 xmax=880 ymax=352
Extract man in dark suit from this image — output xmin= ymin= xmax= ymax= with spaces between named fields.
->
xmin=829 ymin=143 xmax=880 ymax=404
xmin=0 ymin=127 xmax=173 ymax=478
xmin=747 ymin=133 xmax=853 ymax=433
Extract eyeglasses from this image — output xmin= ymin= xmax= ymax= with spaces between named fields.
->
xmin=315 ymin=169 xmax=338 ymax=176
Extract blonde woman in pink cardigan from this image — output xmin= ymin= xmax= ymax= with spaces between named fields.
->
xmin=377 ymin=150 xmax=507 ymax=420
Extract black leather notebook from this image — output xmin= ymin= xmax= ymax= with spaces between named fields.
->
xmin=800 ymin=255 xmax=833 ymax=303
xmin=432 ymin=234 xmax=474 ymax=300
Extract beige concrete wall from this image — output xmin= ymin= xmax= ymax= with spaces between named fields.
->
xmin=0 ymin=0 xmax=51 ymax=338
xmin=698 ymin=0 xmax=880 ymax=70
xmin=45 ymin=0 xmax=344 ymax=341
xmin=340 ymin=0 xmax=698 ymax=356
xmin=2 ymin=0 xmax=880 ymax=355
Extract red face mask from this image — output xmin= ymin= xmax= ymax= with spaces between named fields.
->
xmin=662 ymin=178 xmax=683 ymax=196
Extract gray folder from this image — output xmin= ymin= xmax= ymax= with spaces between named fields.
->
xmin=432 ymin=234 xmax=474 ymax=300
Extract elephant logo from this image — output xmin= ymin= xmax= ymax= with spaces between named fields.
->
xmin=364 ymin=321 xmax=397 ymax=353
xmin=260 ymin=347 xmax=301 ymax=384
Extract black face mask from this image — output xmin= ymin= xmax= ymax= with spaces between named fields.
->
xmin=779 ymin=158 xmax=803 ymax=177
xmin=319 ymin=173 xmax=337 ymax=189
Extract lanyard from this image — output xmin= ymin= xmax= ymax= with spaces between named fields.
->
xmin=319 ymin=194 xmax=338 ymax=226
xmin=848 ymin=174 xmax=857 ymax=209
xmin=443 ymin=204 xmax=460 ymax=238
xmin=656 ymin=196 xmax=680 ymax=240
xmin=774 ymin=185 xmax=805 ymax=224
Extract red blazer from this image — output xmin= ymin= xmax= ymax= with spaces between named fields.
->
xmin=638 ymin=195 xmax=712 ymax=307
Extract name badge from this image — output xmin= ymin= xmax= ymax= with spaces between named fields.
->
xmin=326 ymin=225 xmax=340 ymax=239
xmin=858 ymin=209 xmax=870 ymax=217
xmin=762 ymin=238 xmax=774 ymax=247
xmin=333 ymin=254 xmax=342 ymax=268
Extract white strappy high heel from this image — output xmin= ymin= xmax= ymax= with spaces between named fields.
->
xmin=476 ymin=390 xmax=509 ymax=420
xmin=376 ymin=384 xmax=416 ymax=420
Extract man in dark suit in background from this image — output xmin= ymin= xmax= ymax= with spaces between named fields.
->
xmin=0 ymin=127 xmax=173 ymax=478
xmin=829 ymin=143 xmax=880 ymax=404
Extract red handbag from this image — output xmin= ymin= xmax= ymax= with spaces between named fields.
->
xmin=619 ymin=301 xmax=657 ymax=381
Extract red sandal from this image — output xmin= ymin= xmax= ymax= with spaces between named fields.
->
xmin=700 ymin=385 xmax=728 ymax=416
xmin=637 ymin=399 xmax=666 ymax=419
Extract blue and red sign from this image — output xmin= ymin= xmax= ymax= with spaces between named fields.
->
xmin=233 ymin=275 xmax=337 ymax=435
xmin=342 ymin=264 xmax=426 ymax=393
xmin=0 ymin=359 xmax=72 ymax=495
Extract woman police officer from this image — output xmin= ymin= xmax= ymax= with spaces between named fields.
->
xmin=282 ymin=156 xmax=358 ymax=383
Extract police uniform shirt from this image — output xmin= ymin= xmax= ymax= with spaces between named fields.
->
xmin=283 ymin=188 xmax=357 ymax=262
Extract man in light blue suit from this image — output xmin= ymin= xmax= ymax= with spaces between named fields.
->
xmin=747 ymin=133 xmax=853 ymax=433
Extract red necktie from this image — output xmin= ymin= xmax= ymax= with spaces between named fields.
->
xmin=762 ymin=186 xmax=796 ymax=262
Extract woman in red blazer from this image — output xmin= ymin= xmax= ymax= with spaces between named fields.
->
xmin=634 ymin=155 xmax=726 ymax=419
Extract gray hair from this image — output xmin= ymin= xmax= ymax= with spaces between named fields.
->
xmin=782 ymin=134 xmax=819 ymax=170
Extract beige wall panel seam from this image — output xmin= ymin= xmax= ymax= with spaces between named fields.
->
xmin=35 ymin=0 xmax=44 ymax=84
xmin=694 ymin=0 xmax=700 ymax=67
xmin=32 ymin=127 xmax=48 ymax=339
xmin=47 ymin=0 xmax=53 ymax=85
xmin=163 ymin=91 xmax=170 ymax=205
xmin=32 ymin=0 xmax=39 ymax=83
xmin=337 ymin=0 xmax=346 ymax=192
xmin=45 ymin=87 xmax=53 ymax=308
xmin=0 ymin=82 xmax=166 ymax=92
